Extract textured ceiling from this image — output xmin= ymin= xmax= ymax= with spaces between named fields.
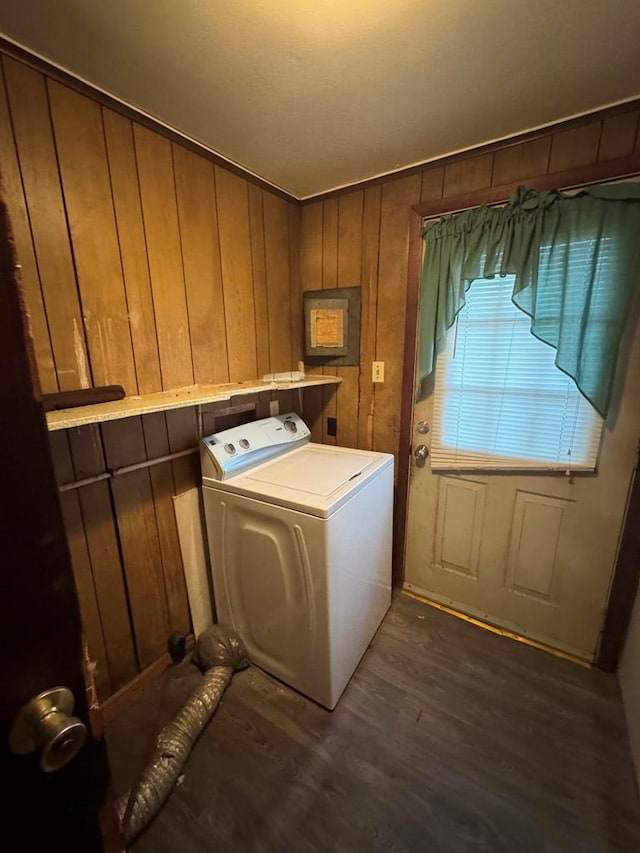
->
xmin=1 ymin=1 xmax=640 ymax=198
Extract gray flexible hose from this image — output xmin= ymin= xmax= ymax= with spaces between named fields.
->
xmin=116 ymin=626 xmax=249 ymax=844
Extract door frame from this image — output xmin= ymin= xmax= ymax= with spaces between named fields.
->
xmin=395 ymin=150 xmax=640 ymax=669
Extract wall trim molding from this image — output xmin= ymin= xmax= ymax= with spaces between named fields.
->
xmin=2 ymin=35 xmax=639 ymax=206
xmin=0 ymin=36 xmax=299 ymax=205
xmin=303 ymin=101 xmax=640 ymax=204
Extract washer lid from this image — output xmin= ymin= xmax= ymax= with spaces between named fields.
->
xmin=204 ymin=443 xmax=393 ymax=517
xmin=247 ymin=445 xmax=375 ymax=495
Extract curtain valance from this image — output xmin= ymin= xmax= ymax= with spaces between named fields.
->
xmin=417 ymin=183 xmax=640 ymax=417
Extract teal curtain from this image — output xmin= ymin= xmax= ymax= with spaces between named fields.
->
xmin=417 ymin=184 xmax=640 ymax=417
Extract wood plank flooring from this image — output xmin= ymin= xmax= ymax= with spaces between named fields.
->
xmin=105 ymin=594 xmax=640 ymax=852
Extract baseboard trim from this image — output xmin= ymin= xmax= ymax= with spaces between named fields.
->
xmin=101 ymin=634 xmax=195 ymax=725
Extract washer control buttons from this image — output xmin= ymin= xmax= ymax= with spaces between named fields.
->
xmin=224 ymin=442 xmax=236 ymax=455
xmin=239 ymin=438 xmax=250 ymax=449
xmin=284 ymin=419 xmax=297 ymax=433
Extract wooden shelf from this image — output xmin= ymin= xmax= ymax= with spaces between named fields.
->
xmin=46 ymin=375 xmax=341 ymax=431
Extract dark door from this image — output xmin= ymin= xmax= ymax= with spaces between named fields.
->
xmin=0 ymin=199 xmax=113 ymax=848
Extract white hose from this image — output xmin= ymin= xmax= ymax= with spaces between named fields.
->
xmin=116 ymin=627 xmax=249 ymax=844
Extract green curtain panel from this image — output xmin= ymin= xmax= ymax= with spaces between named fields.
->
xmin=417 ymin=184 xmax=640 ymax=417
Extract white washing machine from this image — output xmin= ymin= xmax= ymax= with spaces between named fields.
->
xmin=201 ymin=412 xmax=393 ymax=710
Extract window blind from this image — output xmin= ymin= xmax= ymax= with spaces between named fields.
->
xmin=431 ymin=273 xmax=604 ymax=472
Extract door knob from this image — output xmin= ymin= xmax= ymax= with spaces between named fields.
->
xmin=415 ymin=420 xmax=430 ymax=434
xmin=8 ymin=687 xmax=87 ymax=772
xmin=414 ymin=444 xmax=429 ymax=461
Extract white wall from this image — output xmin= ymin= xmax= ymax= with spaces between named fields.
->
xmin=620 ymin=583 xmax=640 ymax=786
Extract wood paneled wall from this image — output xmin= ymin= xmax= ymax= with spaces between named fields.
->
xmin=299 ymin=106 xmax=640 ymax=461
xmin=0 ymin=53 xmax=302 ymax=701
xmin=0 ymin=55 xmax=301 ymax=394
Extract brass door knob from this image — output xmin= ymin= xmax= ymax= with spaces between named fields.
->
xmin=414 ymin=444 xmax=429 ymax=461
xmin=8 ymin=687 xmax=87 ymax=772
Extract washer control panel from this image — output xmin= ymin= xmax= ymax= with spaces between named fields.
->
xmin=201 ymin=412 xmax=310 ymax=480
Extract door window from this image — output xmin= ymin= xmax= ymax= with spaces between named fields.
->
xmin=431 ymin=274 xmax=604 ymax=471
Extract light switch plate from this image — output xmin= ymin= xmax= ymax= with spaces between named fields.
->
xmin=372 ymin=361 xmax=384 ymax=383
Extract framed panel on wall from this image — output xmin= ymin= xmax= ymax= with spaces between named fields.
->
xmin=303 ymin=286 xmax=361 ymax=367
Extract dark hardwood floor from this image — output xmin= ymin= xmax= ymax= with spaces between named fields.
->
xmin=106 ymin=594 xmax=640 ymax=852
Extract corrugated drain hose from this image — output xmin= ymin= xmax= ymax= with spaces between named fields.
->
xmin=116 ymin=626 xmax=249 ymax=845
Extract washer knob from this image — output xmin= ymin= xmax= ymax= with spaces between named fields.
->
xmin=224 ymin=443 xmax=236 ymax=455
xmin=239 ymin=439 xmax=250 ymax=449
xmin=284 ymin=419 xmax=297 ymax=433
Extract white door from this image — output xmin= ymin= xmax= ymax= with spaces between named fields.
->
xmin=405 ymin=290 xmax=640 ymax=661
